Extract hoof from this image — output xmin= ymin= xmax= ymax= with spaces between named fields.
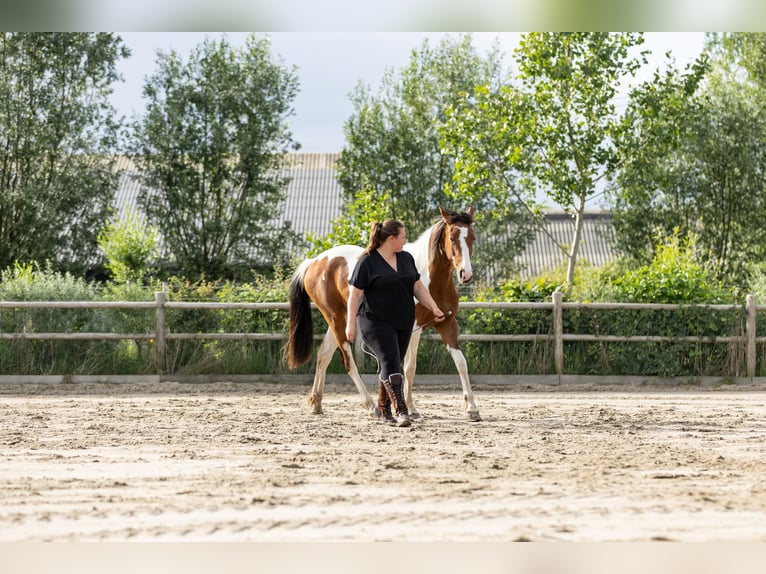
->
xmin=467 ymin=411 xmax=481 ymax=422
xmin=395 ymin=414 xmax=411 ymax=427
xmin=307 ymin=395 xmax=323 ymax=415
xmin=374 ymin=407 xmax=397 ymax=424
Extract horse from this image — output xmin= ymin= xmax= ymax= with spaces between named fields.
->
xmin=286 ymin=206 xmax=480 ymax=422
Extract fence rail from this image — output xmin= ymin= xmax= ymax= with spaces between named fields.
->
xmin=0 ymin=292 xmax=762 ymax=378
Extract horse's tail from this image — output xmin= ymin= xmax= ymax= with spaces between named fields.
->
xmin=286 ymin=266 xmax=314 ymax=369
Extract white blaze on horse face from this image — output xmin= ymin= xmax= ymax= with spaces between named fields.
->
xmin=457 ymin=227 xmax=473 ymax=283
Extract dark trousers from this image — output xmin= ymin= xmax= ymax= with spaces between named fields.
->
xmin=358 ymin=315 xmax=412 ymax=382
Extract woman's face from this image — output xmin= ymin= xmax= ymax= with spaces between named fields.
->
xmin=390 ymin=227 xmax=407 ymax=251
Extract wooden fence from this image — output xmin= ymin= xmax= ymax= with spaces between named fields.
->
xmin=0 ymin=293 xmax=764 ymax=381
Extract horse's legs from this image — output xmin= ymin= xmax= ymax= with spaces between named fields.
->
xmin=402 ymin=330 xmax=421 ymax=420
xmin=339 ymin=340 xmax=378 ymax=415
xmin=307 ymin=329 xmax=335 ymax=414
xmin=447 ymin=346 xmax=481 ymax=421
xmin=309 ymin=326 xmax=377 ymax=416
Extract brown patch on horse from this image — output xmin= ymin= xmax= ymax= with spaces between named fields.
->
xmin=303 ymin=255 xmax=353 ymax=371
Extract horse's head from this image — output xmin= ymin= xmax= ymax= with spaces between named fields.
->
xmin=438 ymin=206 xmax=475 ymax=284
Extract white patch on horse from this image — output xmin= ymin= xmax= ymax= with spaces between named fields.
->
xmin=405 ymin=224 xmax=435 ymax=289
xmin=458 ymin=227 xmax=473 ymax=282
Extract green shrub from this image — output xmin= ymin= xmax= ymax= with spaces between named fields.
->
xmin=610 ymin=233 xmax=734 ymax=304
xmin=97 ymin=209 xmax=158 ymax=284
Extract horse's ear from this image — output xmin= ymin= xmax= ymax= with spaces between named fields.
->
xmin=439 ymin=206 xmax=460 ymax=221
xmin=466 ymin=206 xmax=475 ymax=217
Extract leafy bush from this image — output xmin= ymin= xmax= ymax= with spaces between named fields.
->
xmin=610 ymin=233 xmax=734 ymax=304
xmin=0 ymin=261 xmax=98 ymax=301
xmin=97 ymin=209 xmax=158 ymax=284
xmin=0 ymin=262 xmax=105 ymax=375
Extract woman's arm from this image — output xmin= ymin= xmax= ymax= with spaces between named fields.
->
xmin=413 ymin=280 xmax=446 ymax=323
xmin=345 ymin=285 xmax=365 ymax=341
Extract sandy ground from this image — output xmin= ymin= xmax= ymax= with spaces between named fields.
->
xmin=1 ymin=381 xmax=766 ymax=542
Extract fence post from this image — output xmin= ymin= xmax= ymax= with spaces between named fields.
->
xmin=747 ymin=294 xmax=756 ymax=379
xmin=155 ymin=290 xmax=167 ymax=374
xmin=553 ymin=291 xmax=564 ymax=378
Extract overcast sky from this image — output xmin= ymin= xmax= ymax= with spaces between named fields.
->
xmin=113 ymin=32 xmax=707 ymax=153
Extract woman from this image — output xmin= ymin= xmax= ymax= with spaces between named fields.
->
xmin=345 ymin=219 xmax=446 ymax=427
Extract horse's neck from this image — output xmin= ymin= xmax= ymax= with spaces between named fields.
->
xmin=405 ymin=223 xmax=451 ymax=290
xmin=405 ymin=225 xmax=432 ymax=286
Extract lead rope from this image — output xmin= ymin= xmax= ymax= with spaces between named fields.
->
xmin=361 ymin=340 xmax=381 ymax=375
xmin=412 ymin=309 xmax=453 ymax=332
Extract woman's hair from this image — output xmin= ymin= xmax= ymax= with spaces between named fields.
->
xmin=362 ymin=219 xmax=404 ymax=255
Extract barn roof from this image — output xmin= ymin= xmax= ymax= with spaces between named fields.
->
xmin=112 ymin=152 xmax=616 ymax=281
xmin=112 ymin=152 xmax=343 ymax=239
xmin=515 ymin=211 xmax=616 ymax=278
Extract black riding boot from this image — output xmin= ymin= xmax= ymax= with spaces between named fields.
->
xmin=382 ymin=374 xmax=410 ymax=427
xmin=377 ymin=380 xmax=396 ymax=424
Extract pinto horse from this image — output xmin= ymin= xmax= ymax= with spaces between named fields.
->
xmin=286 ymin=206 xmax=480 ymax=421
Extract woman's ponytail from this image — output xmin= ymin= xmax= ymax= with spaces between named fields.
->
xmin=362 ymin=219 xmax=403 ymax=255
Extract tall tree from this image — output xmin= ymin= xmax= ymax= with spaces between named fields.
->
xmin=610 ymin=42 xmax=766 ymax=284
xmin=337 ymin=34 xmax=507 ymax=239
xmin=444 ymin=32 xmax=647 ymax=288
xmin=130 ymin=34 xmax=300 ymax=279
xmin=708 ymin=32 xmax=766 ymax=87
xmin=0 ymin=32 xmax=128 ymax=274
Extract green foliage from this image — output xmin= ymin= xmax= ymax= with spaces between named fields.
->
xmin=0 ymin=261 xmax=98 ymax=301
xmin=743 ymin=264 xmax=766 ymax=303
xmin=610 ymin=42 xmax=766 ymax=286
xmin=98 ymin=209 xmax=159 ymax=283
xmin=130 ymin=33 xmax=301 ymax=280
xmin=708 ymin=32 xmax=766 ymax=88
xmin=611 ymin=233 xmax=734 ymax=304
xmin=0 ymin=33 xmax=129 ymax=274
xmin=489 ymin=276 xmax=563 ymax=303
xmin=0 ymin=262 xmax=104 ymax=376
xmin=306 ymin=188 xmax=394 ymax=256
xmin=337 ymin=33 xmax=506 ymax=238
xmin=444 ymin=32 xmax=648 ymax=288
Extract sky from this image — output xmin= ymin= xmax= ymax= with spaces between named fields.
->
xmin=112 ymin=32 xmax=708 ymax=153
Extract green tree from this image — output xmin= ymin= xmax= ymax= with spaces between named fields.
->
xmin=0 ymin=32 xmax=129 ymax=274
xmin=337 ymin=34 xmax=506 ymax=238
xmin=305 ymin=188 xmax=393 ymax=256
xmin=441 ymin=82 xmax=539 ymax=284
xmin=444 ymin=32 xmax=648 ymax=289
xmin=98 ymin=209 xmax=158 ymax=283
xmin=708 ymin=32 xmax=766 ymax=87
xmin=130 ymin=34 xmax=301 ymax=280
xmin=609 ymin=43 xmax=766 ymax=285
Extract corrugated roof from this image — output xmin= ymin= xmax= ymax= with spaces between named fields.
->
xmin=111 ymin=153 xmax=617 ymax=280
xmin=112 ymin=153 xmax=343 ymax=239
xmin=514 ymin=211 xmax=616 ymax=278
xmin=276 ymin=153 xmax=342 ymax=237
xmin=112 ymin=156 xmax=146 ymax=219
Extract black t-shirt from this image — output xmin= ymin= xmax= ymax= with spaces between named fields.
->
xmin=349 ymin=250 xmax=420 ymax=329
